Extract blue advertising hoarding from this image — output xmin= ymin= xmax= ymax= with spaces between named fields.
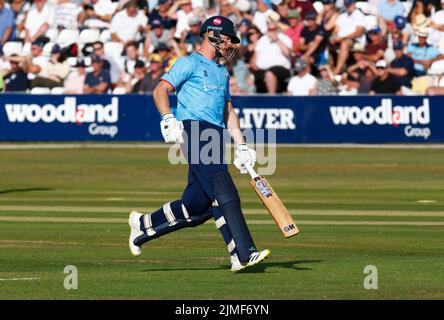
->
xmin=0 ymin=94 xmax=442 ymax=143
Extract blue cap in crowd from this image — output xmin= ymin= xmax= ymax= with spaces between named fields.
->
xmin=31 ymin=38 xmax=45 ymax=47
xmin=294 ymin=58 xmax=307 ymax=72
xmin=394 ymin=15 xmax=406 ymax=30
xmin=344 ymin=0 xmax=355 ymax=7
xmin=240 ymin=18 xmax=252 ymax=27
xmin=51 ymin=44 xmax=61 ymax=54
xmin=393 ymin=41 xmax=404 ymax=50
xmin=368 ymin=26 xmax=381 ymax=34
xmin=321 ymin=0 xmax=334 ymax=4
xmin=305 ymin=11 xmax=317 ymax=20
xmin=200 ymin=15 xmax=240 ymax=44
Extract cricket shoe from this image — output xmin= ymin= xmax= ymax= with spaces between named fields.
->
xmin=231 ymin=249 xmax=271 ymax=272
xmin=128 ymin=211 xmax=144 ymax=256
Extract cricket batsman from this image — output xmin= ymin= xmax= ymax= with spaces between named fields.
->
xmin=128 ymin=16 xmax=270 ymax=272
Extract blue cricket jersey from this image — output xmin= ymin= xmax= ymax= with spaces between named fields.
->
xmin=160 ymin=52 xmax=231 ymax=128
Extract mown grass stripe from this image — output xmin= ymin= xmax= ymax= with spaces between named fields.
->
xmin=0 ymin=216 xmax=443 ymax=226
xmin=1 ymin=205 xmax=444 ymax=217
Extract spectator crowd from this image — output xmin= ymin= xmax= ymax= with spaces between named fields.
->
xmin=1 ymin=0 xmax=444 ymax=95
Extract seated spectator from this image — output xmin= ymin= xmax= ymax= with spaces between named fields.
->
xmin=149 ymin=0 xmax=177 ymax=30
xmin=251 ymin=21 xmax=292 ymax=93
xmin=242 ymin=26 xmax=261 ymax=64
xmin=365 ymin=26 xmax=387 ymax=62
xmin=330 ymin=0 xmax=366 ymax=74
xmin=30 ymin=44 xmax=70 ymax=88
xmin=144 ymin=19 xmax=170 ymax=56
xmin=183 ymin=16 xmax=202 ymax=52
xmin=288 ymin=0 xmax=316 ymax=19
xmin=239 ymin=18 xmax=252 ymax=48
xmin=110 ymin=0 xmax=148 ymax=44
xmin=123 ymin=41 xmax=141 ymax=76
xmin=0 ymin=0 xmax=15 ymax=45
xmin=429 ymin=0 xmax=444 ymax=47
xmin=388 ymin=41 xmax=415 ymax=88
xmin=84 ymin=54 xmax=111 ymax=93
xmin=54 ymin=0 xmax=82 ymax=30
xmin=24 ymin=0 xmax=55 ymax=44
xmin=155 ymin=42 xmax=177 ymax=72
xmin=91 ymin=40 xmax=122 ymax=85
xmin=19 ymin=38 xmax=49 ymax=80
xmin=347 ymin=42 xmax=368 ymax=74
xmin=287 ymin=58 xmax=317 ymax=95
xmin=377 ymin=0 xmax=404 ymax=33
xmin=370 ymin=59 xmax=402 ymax=94
xmin=357 ymin=65 xmax=377 ymax=94
xmin=64 ymin=58 xmax=86 ymax=94
xmin=283 ymin=9 xmax=304 ymax=55
xmin=275 ymin=1 xmax=290 ymax=26
xmin=314 ymin=63 xmax=338 ymax=95
xmin=79 ymin=0 xmax=115 ymax=29
xmin=391 ymin=15 xmax=410 ymax=46
xmin=131 ymin=54 xmax=163 ymax=93
xmin=10 ymin=0 xmax=31 ymax=40
xmin=318 ymin=0 xmax=339 ymax=39
xmin=253 ymin=0 xmax=277 ymax=34
xmin=3 ymin=55 xmax=29 ymax=92
xmin=299 ymin=11 xmax=328 ymax=67
xmin=407 ymin=28 xmax=444 ymax=76
xmin=167 ymin=0 xmax=200 ymax=39
xmin=338 ymin=73 xmax=359 ymax=95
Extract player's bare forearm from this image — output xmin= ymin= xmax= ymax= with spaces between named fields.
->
xmin=225 ymin=101 xmax=244 ymax=145
xmin=153 ymin=80 xmax=174 ymax=116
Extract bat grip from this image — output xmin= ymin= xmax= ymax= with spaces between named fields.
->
xmin=244 ymin=163 xmax=259 ymax=180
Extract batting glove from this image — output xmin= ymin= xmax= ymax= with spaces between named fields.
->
xmin=234 ymin=143 xmax=256 ymax=174
xmin=160 ymin=113 xmax=184 ymax=144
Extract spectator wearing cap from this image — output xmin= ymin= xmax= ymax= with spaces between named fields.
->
xmin=318 ymin=0 xmax=339 ymax=39
xmin=330 ymin=0 xmax=366 ymax=75
xmin=239 ymin=18 xmax=252 ymax=47
xmin=13 ymin=38 xmax=48 ymax=80
xmin=287 ymin=58 xmax=317 ymax=95
xmin=132 ymin=54 xmax=164 ymax=93
xmin=299 ymin=11 xmax=328 ymax=67
xmin=144 ymin=19 xmax=170 ymax=57
xmin=370 ymin=59 xmax=402 ymax=94
xmin=0 ymin=0 xmax=15 ymax=45
xmin=24 ymin=0 xmax=55 ymax=44
xmin=407 ymin=28 xmax=444 ymax=76
xmin=64 ymin=59 xmax=86 ymax=94
xmin=365 ymin=26 xmax=387 ymax=62
xmin=183 ymin=16 xmax=202 ymax=52
xmin=283 ymin=9 xmax=304 ymax=54
xmin=30 ymin=44 xmax=70 ymax=88
xmin=110 ymin=0 xmax=148 ymax=44
xmin=347 ymin=42 xmax=372 ymax=83
xmin=155 ymin=42 xmax=176 ymax=72
xmin=429 ymin=0 xmax=444 ymax=47
xmin=251 ymin=21 xmax=293 ymax=93
xmin=84 ymin=54 xmax=111 ymax=93
xmin=388 ymin=41 xmax=415 ymax=88
xmin=377 ymin=0 xmax=404 ymax=34
xmin=79 ymin=0 xmax=116 ymax=29
xmin=149 ymin=0 xmax=177 ymax=30
xmin=391 ymin=15 xmax=410 ymax=46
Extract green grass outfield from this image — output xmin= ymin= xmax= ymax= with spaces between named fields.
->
xmin=0 ymin=144 xmax=443 ymax=299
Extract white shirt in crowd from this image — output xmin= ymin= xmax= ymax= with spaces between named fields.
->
xmin=174 ymin=9 xmax=195 ymax=39
xmin=110 ymin=9 xmax=148 ymax=43
xmin=55 ymin=2 xmax=82 ymax=29
xmin=25 ymin=2 xmax=55 ymax=39
xmin=253 ymin=9 xmax=277 ymax=34
xmin=335 ymin=8 xmax=366 ymax=39
xmin=429 ymin=9 xmax=444 ymax=47
xmin=254 ymin=33 xmax=293 ymax=70
xmin=85 ymin=0 xmax=117 ymax=29
xmin=287 ymin=72 xmax=317 ymax=96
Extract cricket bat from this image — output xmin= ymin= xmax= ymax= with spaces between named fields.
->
xmin=245 ymin=164 xmax=299 ymax=238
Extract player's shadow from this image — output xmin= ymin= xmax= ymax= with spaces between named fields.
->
xmin=141 ymin=260 xmax=322 ymax=273
xmin=0 ymin=188 xmax=53 ymax=195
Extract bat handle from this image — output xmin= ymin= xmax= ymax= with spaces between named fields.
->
xmin=244 ymin=163 xmax=260 ymax=180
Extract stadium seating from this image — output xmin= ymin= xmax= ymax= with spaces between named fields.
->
xmin=57 ymin=29 xmax=79 ymax=47
xmin=79 ymin=29 xmax=101 ymax=44
xmin=51 ymin=87 xmax=65 ymax=94
xmin=104 ymin=42 xmax=124 ymax=59
xmin=30 ymin=87 xmax=51 ymax=94
xmin=3 ymin=41 xmax=23 ymax=56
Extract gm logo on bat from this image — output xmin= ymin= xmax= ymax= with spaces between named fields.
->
xmin=256 ymin=179 xmax=273 ymax=198
xmin=284 ymin=224 xmax=296 ymax=232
